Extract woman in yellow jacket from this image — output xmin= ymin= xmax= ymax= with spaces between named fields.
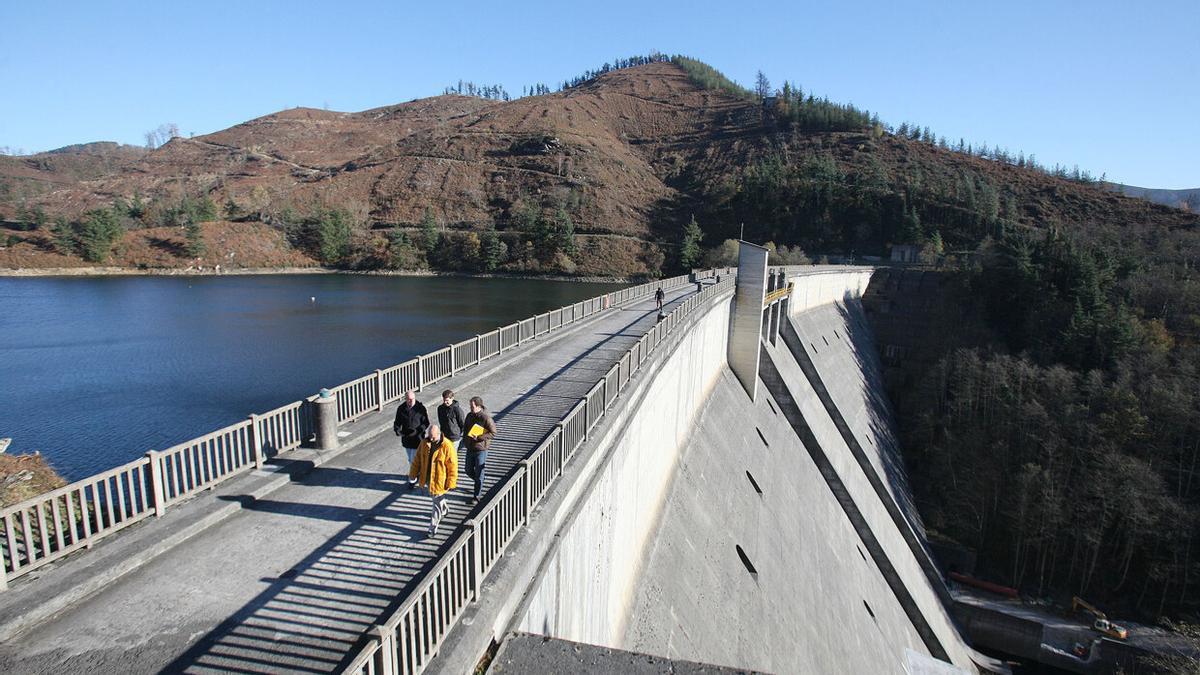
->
xmin=409 ymin=424 xmax=458 ymax=537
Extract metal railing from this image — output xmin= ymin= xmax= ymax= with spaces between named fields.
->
xmin=0 ymin=272 xmax=700 ymax=588
xmin=345 ymin=273 xmax=736 ymax=675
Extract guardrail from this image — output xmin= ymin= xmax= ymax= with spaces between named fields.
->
xmin=0 ymin=271 xmax=706 ymax=589
xmin=344 ymin=273 xmax=736 ymax=675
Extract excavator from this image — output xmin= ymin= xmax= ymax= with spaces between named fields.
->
xmin=1072 ymin=596 xmax=1129 ymax=640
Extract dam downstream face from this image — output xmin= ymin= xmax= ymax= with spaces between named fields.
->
xmin=0 ymin=274 xmax=624 ymax=479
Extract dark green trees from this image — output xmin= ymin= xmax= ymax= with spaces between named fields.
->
xmin=680 ymin=215 xmax=703 ymax=269
xmin=314 ymin=209 xmax=351 ymax=265
xmin=480 ymin=225 xmax=506 ymax=272
xmin=76 ymin=208 xmax=123 ymax=262
xmin=420 ymin=207 xmax=440 ymax=254
xmin=184 ymin=220 xmax=206 ymax=257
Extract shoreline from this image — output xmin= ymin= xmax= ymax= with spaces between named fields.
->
xmin=0 ymin=266 xmax=639 ymax=284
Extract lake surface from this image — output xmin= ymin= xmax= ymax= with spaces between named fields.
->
xmin=0 ymin=274 xmax=625 ymax=480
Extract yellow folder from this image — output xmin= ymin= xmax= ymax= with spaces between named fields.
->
xmin=467 ymin=423 xmax=486 ymax=439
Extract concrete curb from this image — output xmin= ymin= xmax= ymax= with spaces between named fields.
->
xmin=0 ymin=291 xmax=670 ymax=642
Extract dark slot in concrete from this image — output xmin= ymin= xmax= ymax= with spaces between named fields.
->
xmin=746 ymin=471 xmax=763 ymax=496
xmin=736 ymin=545 xmax=758 ymax=576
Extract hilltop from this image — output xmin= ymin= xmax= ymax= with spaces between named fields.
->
xmin=1 ymin=59 xmax=1196 ymax=276
xmin=1105 ymin=182 xmax=1200 ymax=212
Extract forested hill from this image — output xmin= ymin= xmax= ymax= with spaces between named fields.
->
xmin=0 ymin=56 xmax=1195 ymax=276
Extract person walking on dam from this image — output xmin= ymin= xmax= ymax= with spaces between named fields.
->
xmin=393 ymin=389 xmax=429 ymax=487
xmin=438 ymin=389 xmax=466 ymax=451
xmin=655 ymin=286 xmax=665 ymax=311
xmin=409 ymin=424 xmax=458 ymax=537
xmin=462 ymin=396 xmax=497 ymax=502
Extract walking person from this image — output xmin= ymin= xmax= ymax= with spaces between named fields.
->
xmin=438 ymin=389 xmax=466 ymax=451
xmin=655 ymin=286 xmax=665 ymax=311
xmin=393 ymin=389 xmax=429 ymax=487
xmin=462 ymin=396 xmax=497 ymax=502
xmin=409 ymin=425 xmax=458 ymax=538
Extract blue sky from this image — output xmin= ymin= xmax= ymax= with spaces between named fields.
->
xmin=1 ymin=1 xmax=1197 ymax=188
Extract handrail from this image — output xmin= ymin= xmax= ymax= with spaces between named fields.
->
xmin=344 ymin=273 xmax=736 ymax=675
xmin=0 ymin=270 xmax=708 ymax=587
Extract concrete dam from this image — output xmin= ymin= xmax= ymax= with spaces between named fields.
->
xmin=0 ymin=246 xmax=993 ymax=674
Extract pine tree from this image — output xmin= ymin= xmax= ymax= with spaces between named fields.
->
xmin=51 ymin=216 xmax=76 ymax=255
xmin=420 ymin=207 xmax=439 ymax=252
xmin=680 ymin=215 xmax=703 ymax=269
xmin=128 ymin=192 xmax=146 ymax=221
xmin=554 ymin=206 xmax=577 ymax=256
xmin=480 ymin=224 xmax=505 ymax=272
xmin=224 ymin=197 xmax=243 ymax=220
xmin=388 ymin=227 xmax=421 ymax=269
xmin=76 ymin=208 xmax=123 ymax=262
xmin=185 ymin=220 xmax=206 ymax=257
xmin=195 ymin=195 xmax=218 ymax=222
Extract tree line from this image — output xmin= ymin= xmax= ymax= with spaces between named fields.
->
xmin=895 ymin=220 xmax=1200 ymax=619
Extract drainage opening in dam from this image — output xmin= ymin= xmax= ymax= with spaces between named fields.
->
xmin=756 ymin=427 xmax=769 ymax=447
xmin=736 ymin=545 xmax=758 ymax=576
xmin=863 ymin=600 xmax=876 ymax=622
xmin=746 ymin=471 xmax=763 ymax=495
xmin=766 ymin=399 xmax=777 ymax=415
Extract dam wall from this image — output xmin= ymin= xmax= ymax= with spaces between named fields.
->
xmin=514 ymin=292 xmax=732 ymax=643
xmin=622 ymin=269 xmax=978 ymax=673
xmin=433 ymin=269 xmax=983 ymax=674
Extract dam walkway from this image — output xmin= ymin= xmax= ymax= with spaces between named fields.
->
xmin=0 ymin=284 xmax=702 ymax=674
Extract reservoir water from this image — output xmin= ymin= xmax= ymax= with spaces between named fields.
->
xmin=0 ymin=274 xmax=625 ymax=481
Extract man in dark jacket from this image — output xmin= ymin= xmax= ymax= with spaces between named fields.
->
xmin=438 ymin=389 xmax=466 ymax=450
xmin=393 ymin=389 xmax=429 ymax=487
xmin=655 ymin=286 xmax=665 ymax=311
xmin=461 ymin=396 xmax=497 ymax=501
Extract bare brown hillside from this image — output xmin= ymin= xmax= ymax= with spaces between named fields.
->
xmin=0 ymin=142 xmax=147 ymax=202
xmin=0 ymin=221 xmax=316 ymax=270
xmin=2 ymin=61 xmax=1195 ymax=275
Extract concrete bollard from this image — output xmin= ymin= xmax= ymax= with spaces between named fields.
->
xmin=313 ymin=390 xmax=339 ymax=450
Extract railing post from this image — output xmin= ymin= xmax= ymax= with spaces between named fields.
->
xmin=375 ymin=369 xmax=385 ymax=411
xmin=249 ymin=414 xmax=264 ymax=469
xmin=555 ymin=422 xmax=566 ymax=474
xmin=466 ymin=518 xmax=482 ymax=601
xmin=583 ymin=397 xmax=591 ymax=440
xmin=417 ymin=357 xmax=424 ymax=388
xmin=448 ymin=344 xmax=457 ymax=376
xmin=370 ymin=625 xmax=397 ymax=675
xmin=519 ymin=464 xmax=531 ymax=523
xmin=475 ymin=335 xmax=481 ymax=364
xmin=146 ymin=450 xmax=166 ymax=517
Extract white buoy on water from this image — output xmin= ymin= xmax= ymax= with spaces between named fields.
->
xmin=311 ymin=296 xmax=316 ymax=303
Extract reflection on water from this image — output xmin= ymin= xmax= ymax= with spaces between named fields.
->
xmin=0 ymin=274 xmax=625 ymax=479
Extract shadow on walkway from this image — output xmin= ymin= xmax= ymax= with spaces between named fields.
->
xmin=161 ymin=291 xmax=692 ymax=674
